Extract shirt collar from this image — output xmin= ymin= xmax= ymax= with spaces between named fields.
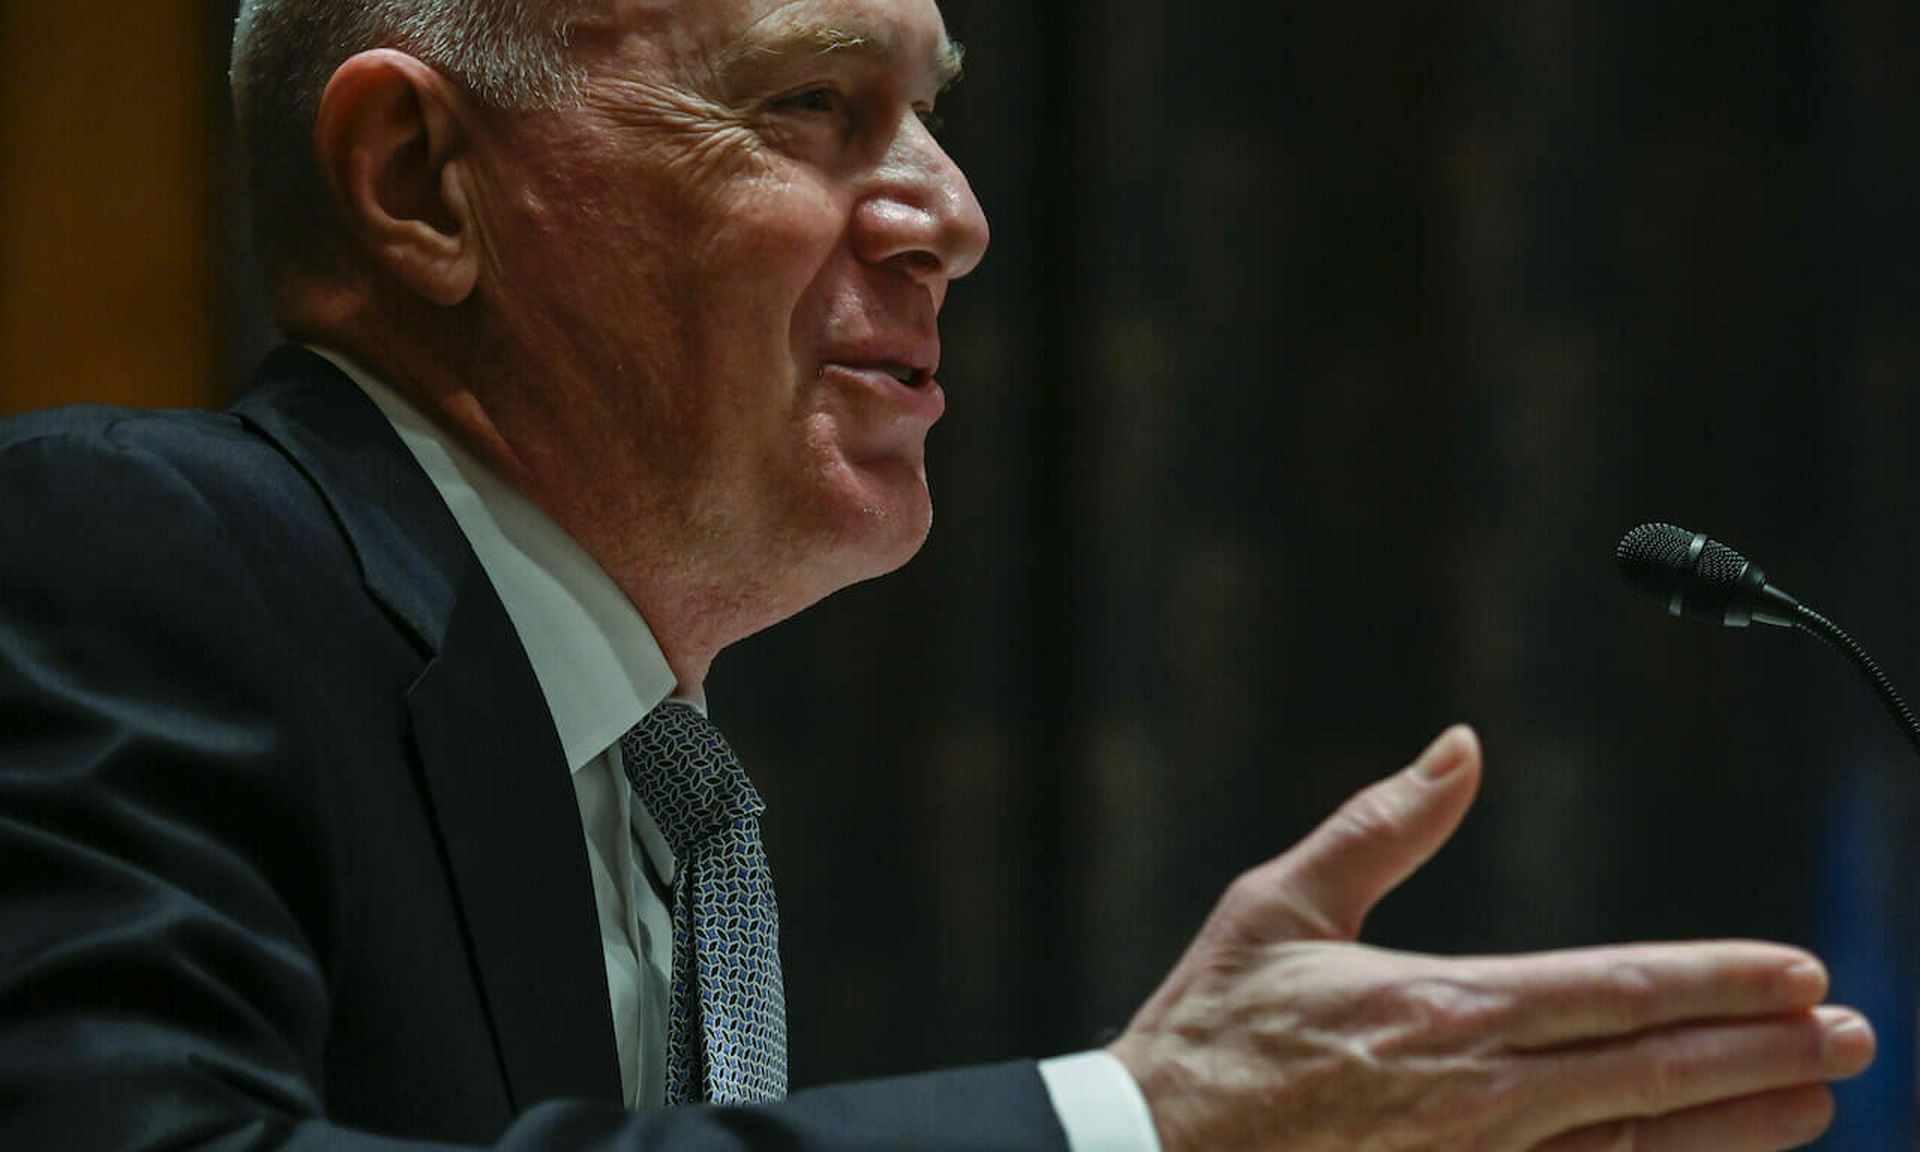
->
xmin=312 ymin=347 xmax=696 ymax=774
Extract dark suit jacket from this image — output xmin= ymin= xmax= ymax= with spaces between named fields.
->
xmin=0 ymin=348 xmax=1067 ymax=1150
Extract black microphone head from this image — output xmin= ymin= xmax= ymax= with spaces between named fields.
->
xmin=1617 ymin=522 xmax=1705 ymax=600
xmin=1615 ymin=521 xmax=1786 ymax=627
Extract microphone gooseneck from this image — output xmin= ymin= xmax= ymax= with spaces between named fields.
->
xmin=1615 ymin=521 xmax=1920 ymax=760
xmin=1788 ymin=605 xmax=1920 ymax=760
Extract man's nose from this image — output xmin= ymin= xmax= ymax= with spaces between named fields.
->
xmin=851 ymin=117 xmax=992 ymax=286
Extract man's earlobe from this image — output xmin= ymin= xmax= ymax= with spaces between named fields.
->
xmin=314 ymin=49 xmax=480 ymax=307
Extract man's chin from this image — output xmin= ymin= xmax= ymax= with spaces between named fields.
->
xmin=768 ymin=458 xmax=934 ymax=597
xmin=822 ymin=485 xmax=935 ymax=585
xmin=849 ymin=499 xmax=934 ymax=580
xmin=773 ymin=518 xmax=930 ymax=625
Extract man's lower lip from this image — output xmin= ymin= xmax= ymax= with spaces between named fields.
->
xmin=822 ymin=365 xmax=946 ymax=415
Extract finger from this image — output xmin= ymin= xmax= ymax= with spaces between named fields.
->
xmin=1253 ymin=725 xmax=1482 ymax=941
xmin=1534 ymin=1084 xmax=1834 ymax=1152
xmin=1477 ymin=941 xmax=1830 ymax=1050
xmin=1531 ymin=1006 xmax=1874 ymax=1138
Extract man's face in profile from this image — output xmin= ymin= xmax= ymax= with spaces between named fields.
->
xmin=465 ymin=0 xmax=990 ymax=610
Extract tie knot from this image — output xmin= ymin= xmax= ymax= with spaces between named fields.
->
xmin=621 ymin=701 xmax=764 ymax=858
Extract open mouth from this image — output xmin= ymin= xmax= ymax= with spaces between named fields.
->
xmin=879 ymin=363 xmax=932 ymax=388
xmin=829 ymin=360 xmax=934 ymax=390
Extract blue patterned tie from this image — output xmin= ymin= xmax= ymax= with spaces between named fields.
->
xmin=620 ymin=701 xmax=787 ymax=1105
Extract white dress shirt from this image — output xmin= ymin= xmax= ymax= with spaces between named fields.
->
xmin=325 ymin=349 xmax=1160 ymax=1151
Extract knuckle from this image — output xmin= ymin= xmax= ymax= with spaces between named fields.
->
xmin=1800 ymin=1012 xmax=1838 ymax=1069
xmin=1603 ymin=962 xmax=1661 ymax=1027
xmin=1329 ymin=785 xmax=1407 ymax=847
xmin=1217 ymin=864 xmax=1346 ymax=941
xmin=1633 ymin=1045 xmax=1686 ymax=1114
xmin=1385 ymin=976 xmax=1502 ymax=1044
xmin=1402 ymin=1058 xmax=1532 ymax=1151
xmin=1221 ymin=864 xmax=1271 ymax=910
xmin=1216 ymin=867 xmax=1276 ymax=928
xmin=1270 ymin=884 xmax=1352 ymax=941
xmin=1421 ymin=1066 xmax=1506 ymax=1131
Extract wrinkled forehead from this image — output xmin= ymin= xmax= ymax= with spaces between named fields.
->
xmin=587 ymin=0 xmax=959 ymax=88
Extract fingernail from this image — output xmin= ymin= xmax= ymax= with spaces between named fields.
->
xmin=1816 ymin=1008 xmax=1876 ymax=1075
xmin=1414 ymin=728 xmax=1472 ymax=782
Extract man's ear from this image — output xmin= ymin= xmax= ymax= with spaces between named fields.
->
xmin=313 ymin=49 xmax=481 ymax=307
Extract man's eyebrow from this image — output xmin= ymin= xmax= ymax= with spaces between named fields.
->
xmin=717 ymin=27 xmax=967 ymax=92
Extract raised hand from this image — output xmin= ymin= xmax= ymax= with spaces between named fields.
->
xmin=1108 ymin=727 xmax=1874 ymax=1152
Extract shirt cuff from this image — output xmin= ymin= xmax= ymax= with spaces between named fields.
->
xmin=1037 ymin=1050 xmax=1163 ymax=1152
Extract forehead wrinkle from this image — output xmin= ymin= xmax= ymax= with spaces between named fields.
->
xmin=715 ymin=18 xmax=965 ymax=92
xmin=719 ymin=27 xmax=885 ymax=74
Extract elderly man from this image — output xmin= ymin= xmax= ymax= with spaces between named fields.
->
xmin=0 ymin=0 xmax=1875 ymax=1149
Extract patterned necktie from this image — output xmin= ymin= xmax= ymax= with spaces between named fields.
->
xmin=620 ymin=701 xmax=788 ymax=1105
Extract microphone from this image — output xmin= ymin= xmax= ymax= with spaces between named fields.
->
xmin=1616 ymin=522 xmax=1803 ymax=628
xmin=1615 ymin=522 xmax=1920 ymax=758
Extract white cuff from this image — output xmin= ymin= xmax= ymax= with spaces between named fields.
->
xmin=1038 ymin=1050 xmax=1162 ymax=1152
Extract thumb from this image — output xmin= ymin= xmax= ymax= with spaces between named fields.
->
xmin=1259 ymin=725 xmax=1482 ymax=942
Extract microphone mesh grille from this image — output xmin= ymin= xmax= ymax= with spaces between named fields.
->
xmin=1693 ymin=539 xmax=1750 ymax=589
xmin=1615 ymin=522 xmax=1696 ymax=598
xmin=1616 ymin=521 xmax=1756 ymax=603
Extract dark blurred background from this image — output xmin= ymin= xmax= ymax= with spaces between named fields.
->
xmin=3 ymin=2 xmax=1917 ymax=1146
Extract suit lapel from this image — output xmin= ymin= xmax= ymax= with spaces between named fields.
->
xmin=232 ymin=347 xmax=623 ymax=1109
xmin=404 ymin=566 xmax=626 ymax=1109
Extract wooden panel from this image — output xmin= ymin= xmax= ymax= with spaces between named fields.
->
xmin=0 ymin=2 xmax=216 ymax=414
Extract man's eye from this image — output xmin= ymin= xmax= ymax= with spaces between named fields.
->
xmin=775 ymin=88 xmax=840 ymax=114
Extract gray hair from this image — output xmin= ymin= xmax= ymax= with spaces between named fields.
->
xmin=230 ymin=0 xmax=591 ymax=291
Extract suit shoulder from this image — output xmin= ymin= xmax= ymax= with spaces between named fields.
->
xmin=0 ymin=403 xmax=279 ymax=480
xmin=0 ymin=404 xmax=320 ymax=530
xmin=0 ymin=402 xmax=359 ymax=607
